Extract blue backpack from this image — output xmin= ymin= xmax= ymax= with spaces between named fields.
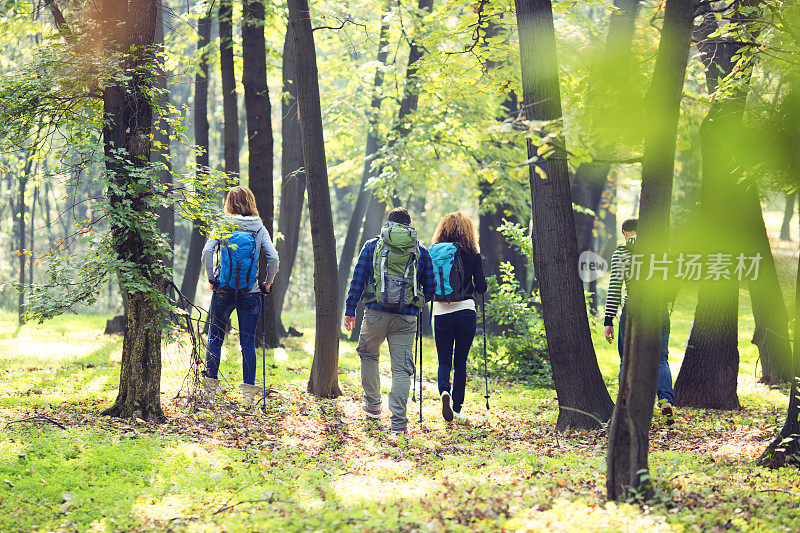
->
xmin=429 ymin=242 xmax=468 ymax=302
xmin=216 ymin=228 xmax=262 ymax=293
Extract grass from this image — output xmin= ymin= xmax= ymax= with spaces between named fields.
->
xmin=1 ymin=301 xmax=800 ymax=532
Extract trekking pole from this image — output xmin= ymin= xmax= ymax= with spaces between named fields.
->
xmin=481 ymin=293 xmax=490 ymax=410
xmin=418 ymin=311 xmax=423 ymax=424
xmin=412 ymin=314 xmax=418 ymax=403
xmin=260 ymin=291 xmax=267 ymax=412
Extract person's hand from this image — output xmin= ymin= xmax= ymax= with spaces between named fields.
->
xmin=209 ymin=282 xmax=215 ymax=292
xmin=259 ymin=282 xmax=272 ymax=295
xmin=604 ymin=325 xmax=614 ymax=344
xmin=344 ymin=315 xmax=356 ymax=331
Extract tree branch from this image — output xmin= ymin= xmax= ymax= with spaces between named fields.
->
xmin=43 ymin=0 xmax=73 ymax=40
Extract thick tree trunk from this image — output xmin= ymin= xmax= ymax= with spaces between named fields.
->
xmin=676 ymin=281 xmax=741 ymax=408
xmin=152 ymin=1 xmax=174 ymax=278
xmin=675 ymin=3 xmax=761 ymax=406
xmin=180 ymin=11 xmax=213 ymax=309
xmin=673 ymin=116 xmax=744 ymax=409
xmin=242 ymin=0 xmax=278 ymax=348
xmin=273 ymin=21 xmax=306 ymax=333
xmin=606 ymin=0 xmax=694 ymax=501
xmin=515 ymin=0 xmax=614 ymax=431
xmin=100 ymin=0 xmax=165 ymax=422
xmin=336 ymin=2 xmax=392 ymax=322
xmin=780 ymin=191 xmax=796 ymax=241
xmin=219 ymin=0 xmax=239 ymax=181
xmin=287 ymin=0 xmax=341 ymax=397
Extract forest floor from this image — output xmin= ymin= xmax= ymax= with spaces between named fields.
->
xmin=2 ymin=276 xmax=800 ymax=533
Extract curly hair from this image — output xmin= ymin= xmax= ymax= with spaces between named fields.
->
xmin=432 ymin=211 xmax=479 ymax=254
xmin=224 ymin=186 xmax=260 ymax=217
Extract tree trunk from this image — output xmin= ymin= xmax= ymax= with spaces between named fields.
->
xmin=99 ymin=0 xmax=165 ymax=422
xmin=242 ymin=0 xmax=278 ymax=348
xmin=606 ymin=0 xmax=694 ymax=501
xmin=573 ymin=0 xmax=641 ymax=313
xmin=287 ymin=0 xmax=341 ymax=397
xmin=745 ymin=187 xmax=793 ymax=384
xmin=17 ymin=160 xmax=30 ymax=325
xmin=152 ymin=1 xmax=174 ymax=279
xmin=180 ymin=10 xmax=213 ymax=309
xmin=477 ymin=184 xmax=529 ymax=331
xmin=673 ymin=116 xmax=743 ymax=409
xmin=219 ymin=0 xmax=239 ymax=181
xmin=336 ymin=1 xmax=393 ymax=323
xmin=392 ymin=0 xmax=433 ymax=139
xmin=759 ymin=232 xmax=800 ymax=467
xmin=674 ymin=3 xmax=761 ymax=407
xmin=273 ymin=21 xmax=306 ymax=333
xmin=514 ymin=0 xmax=614 ymax=431
xmin=29 ymin=186 xmax=37 ymax=287
xmin=780 ymin=191 xmax=796 ymax=241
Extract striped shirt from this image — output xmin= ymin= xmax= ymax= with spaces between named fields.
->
xmin=604 ymin=236 xmax=635 ymax=327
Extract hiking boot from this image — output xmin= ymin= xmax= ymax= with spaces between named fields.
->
xmin=660 ymin=401 xmax=675 ymax=426
xmin=388 ymin=428 xmax=407 ymax=443
xmin=241 ymin=383 xmax=262 ymax=410
xmin=202 ymin=376 xmax=219 ymax=404
xmin=362 ymin=404 xmax=382 ymax=419
xmin=441 ymin=391 xmax=454 ymax=422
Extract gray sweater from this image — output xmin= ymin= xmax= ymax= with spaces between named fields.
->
xmin=202 ymin=214 xmax=280 ymax=293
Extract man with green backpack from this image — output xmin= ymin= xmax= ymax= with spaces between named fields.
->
xmin=344 ymin=207 xmax=436 ymax=436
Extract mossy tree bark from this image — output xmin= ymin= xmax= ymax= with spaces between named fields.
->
xmin=99 ymin=0 xmax=165 ymax=423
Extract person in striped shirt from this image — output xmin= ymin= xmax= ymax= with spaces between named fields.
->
xmin=603 ymin=218 xmax=675 ymax=425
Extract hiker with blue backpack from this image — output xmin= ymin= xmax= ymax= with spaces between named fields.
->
xmin=429 ymin=212 xmax=487 ymax=423
xmin=344 ymin=207 xmax=436 ymax=436
xmin=201 ymin=186 xmax=279 ymax=409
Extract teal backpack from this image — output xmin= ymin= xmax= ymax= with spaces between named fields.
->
xmin=429 ymin=242 xmax=468 ymax=302
xmin=216 ymin=227 xmax=263 ymax=294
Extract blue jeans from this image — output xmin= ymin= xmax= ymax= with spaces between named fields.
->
xmin=434 ymin=309 xmax=477 ymax=413
xmin=205 ymin=291 xmax=261 ymax=385
xmin=618 ymin=307 xmax=674 ymax=404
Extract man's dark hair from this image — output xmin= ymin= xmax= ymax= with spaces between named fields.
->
xmin=621 ymin=218 xmax=638 ymax=232
xmin=387 ymin=207 xmax=411 ymax=226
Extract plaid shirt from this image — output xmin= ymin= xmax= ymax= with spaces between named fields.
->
xmin=345 ymin=237 xmax=435 ymax=317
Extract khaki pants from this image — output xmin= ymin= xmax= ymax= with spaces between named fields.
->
xmin=357 ymin=308 xmax=417 ymax=431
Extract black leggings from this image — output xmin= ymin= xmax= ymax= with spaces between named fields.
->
xmin=434 ymin=309 xmax=477 ymax=412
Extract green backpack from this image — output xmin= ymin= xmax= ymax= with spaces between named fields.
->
xmin=363 ymin=221 xmax=425 ymax=309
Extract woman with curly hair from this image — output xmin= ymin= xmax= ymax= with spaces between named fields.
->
xmin=429 ymin=211 xmax=487 ymax=422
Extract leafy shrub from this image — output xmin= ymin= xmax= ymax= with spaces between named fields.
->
xmin=471 ymin=262 xmax=551 ymax=387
